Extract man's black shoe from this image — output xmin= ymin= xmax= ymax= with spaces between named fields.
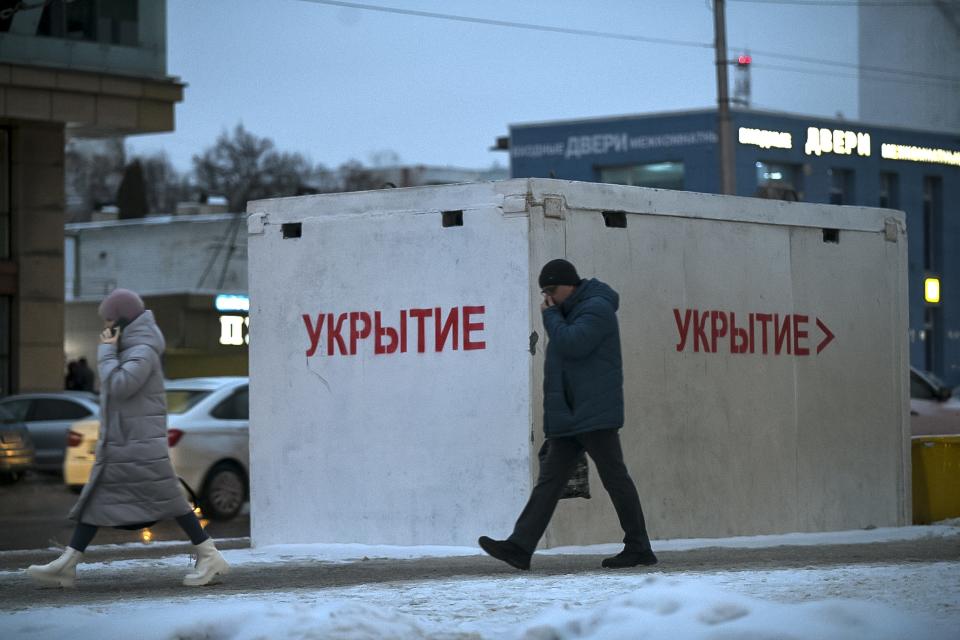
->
xmin=601 ymin=549 xmax=658 ymax=569
xmin=478 ymin=536 xmax=531 ymax=571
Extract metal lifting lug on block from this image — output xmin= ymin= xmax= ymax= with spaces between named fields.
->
xmin=501 ymin=195 xmax=528 ymax=216
xmin=543 ymin=196 xmax=564 ymax=219
xmin=248 ymin=212 xmax=267 ymax=235
xmin=884 ymin=220 xmax=899 ymax=243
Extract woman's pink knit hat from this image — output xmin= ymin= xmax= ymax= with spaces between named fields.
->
xmin=98 ymin=288 xmax=145 ymax=323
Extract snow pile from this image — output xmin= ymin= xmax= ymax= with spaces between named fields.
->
xmin=6 ymin=600 xmax=456 ymax=640
xmin=518 ymin=576 xmax=941 ymax=640
xmin=7 ymin=573 xmax=947 ymax=640
xmin=167 ymin=601 xmax=450 ymax=640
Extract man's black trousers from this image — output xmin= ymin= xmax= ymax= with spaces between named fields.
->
xmin=508 ymin=428 xmax=652 ymax=554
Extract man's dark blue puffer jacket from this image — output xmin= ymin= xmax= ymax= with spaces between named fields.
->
xmin=541 ymin=278 xmax=624 ymax=438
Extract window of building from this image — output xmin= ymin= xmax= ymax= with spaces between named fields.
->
xmin=924 ymin=306 xmax=940 ymax=374
xmin=828 ymin=168 xmax=854 ymax=205
xmin=879 ymin=172 xmax=899 ymax=209
xmin=923 ymin=177 xmax=942 ymax=273
xmin=0 ymin=128 xmax=8 ymax=260
xmin=65 ymin=0 xmax=97 ymax=40
xmin=32 ymin=0 xmax=139 ymax=47
xmin=0 ymin=129 xmax=9 ymax=396
xmin=598 ymin=162 xmax=684 ymax=191
xmin=755 ymin=161 xmax=795 ymax=186
xmin=755 ymin=161 xmax=802 ymax=198
xmin=919 ymin=177 xmax=944 ymax=374
xmin=0 ymin=299 xmax=11 ymax=397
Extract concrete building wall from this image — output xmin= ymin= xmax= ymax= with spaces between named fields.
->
xmin=0 ymin=0 xmax=168 ymax=79
xmin=0 ymin=0 xmax=181 ymax=394
xmin=0 ymin=62 xmax=183 ymax=137
xmin=858 ymin=4 xmax=960 ymax=133
xmin=63 ymin=301 xmax=100 ymax=373
xmin=10 ymin=121 xmax=65 ymax=392
xmin=67 ymin=215 xmax=248 ymax=301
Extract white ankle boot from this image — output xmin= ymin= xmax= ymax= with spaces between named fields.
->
xmin=25 ymin=547 xmax=83 ymax=588
xmin=183 ymin=538 xmax=229 ymax=586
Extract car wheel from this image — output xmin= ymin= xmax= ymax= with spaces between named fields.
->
xmin=200 ymin=462 xmax=246 ymax=521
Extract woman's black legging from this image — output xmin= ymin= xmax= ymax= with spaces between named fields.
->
xmin=68 ymin=512 xmax=210 ymax=552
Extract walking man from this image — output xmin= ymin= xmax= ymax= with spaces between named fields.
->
xmin=479 ymin=259 xmax=657 ymax=570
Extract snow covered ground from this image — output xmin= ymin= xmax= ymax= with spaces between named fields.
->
xmin=3 ymin=524 xmax=958 ymax=640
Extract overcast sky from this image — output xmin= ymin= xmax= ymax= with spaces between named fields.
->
xmin=127 ymin=0 xmax=860 ymax=172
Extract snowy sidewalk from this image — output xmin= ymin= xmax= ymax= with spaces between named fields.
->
xmin=2 ymin=524 xmax=959 ymax=639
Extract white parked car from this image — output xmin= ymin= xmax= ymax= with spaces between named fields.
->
xmin=64 ymin=377 xmax=250 ymax=520
xmin=166 ymin=377 xmax=249 ymax=520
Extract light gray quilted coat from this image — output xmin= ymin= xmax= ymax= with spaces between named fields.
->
xmin=69 ymin=310 xmax=192 ymax=526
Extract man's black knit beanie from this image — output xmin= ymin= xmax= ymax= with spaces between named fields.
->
xmin=538 ymin=259 xmax=581 ymax=288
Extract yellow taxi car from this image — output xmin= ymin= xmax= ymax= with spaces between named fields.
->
xmin=63 ymin=418 xmax=99 ymax=492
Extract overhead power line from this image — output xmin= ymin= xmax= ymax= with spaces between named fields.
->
xmin=298 ymin=0 xmax=712 ymax=50
xmin=752 ymin=62 xmax=959 ymax=88
xmin=746 ymin=47 xmax=959 ymax=83
xmin=728 ymin=1 xmax=944 ymax=6
xmin=298 ymin=0 xmax=960 ymax=86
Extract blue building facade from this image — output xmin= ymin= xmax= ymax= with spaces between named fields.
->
xmin=508 ymin=109 xmax=960 ymax=384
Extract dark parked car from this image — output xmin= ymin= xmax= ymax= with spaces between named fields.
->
xmin=0 ymin=392 xmax=99 ymax=473
xmin=0 ymin=404 xmax=34 ymax=482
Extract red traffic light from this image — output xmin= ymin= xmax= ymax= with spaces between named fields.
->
xmin=737 ymin=55 xmax=752 ymax=66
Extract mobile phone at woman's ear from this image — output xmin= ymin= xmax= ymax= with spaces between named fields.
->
xmin=110 ymin=317 xmax=130 ymax=337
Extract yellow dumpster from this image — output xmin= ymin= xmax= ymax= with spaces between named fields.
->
xmin=912 ymin=435 xmax=960 ymax=524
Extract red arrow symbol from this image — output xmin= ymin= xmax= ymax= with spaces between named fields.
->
xmin=816 ymin=318 xmax=835 ymax=354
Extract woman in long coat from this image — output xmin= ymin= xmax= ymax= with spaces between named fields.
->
xmin=26 ymin=289 xmax=230 ymax=588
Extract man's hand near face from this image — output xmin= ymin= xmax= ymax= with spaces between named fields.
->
xmin=541 ymin=285 xmax=560 ymax=311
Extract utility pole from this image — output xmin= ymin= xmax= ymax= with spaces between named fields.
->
xmin=713 ymin=0 xmax=737 ymax=195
